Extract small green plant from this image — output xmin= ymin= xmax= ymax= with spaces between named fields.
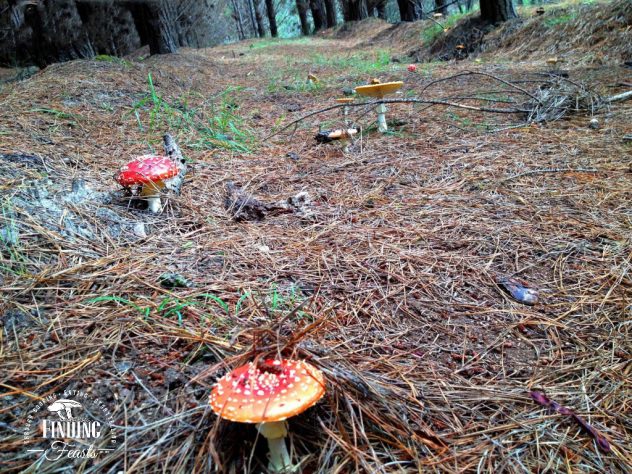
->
xmin=311 ymin=49 xmax=392 ymax=76
xmin=155 ymin=292 xmax=252 ymax=326
xmin=421 ymin=9 xmax=472 ymax=45
xmin=30 ymin=107 xmax=78 ymax=121
xmin=447 ymin=111 xmax=473 ymax=127
xmin=85 ymin=295 xmax=151 ymax=318
xmin=543 ymin=12 xmax=576 ymax=27
xmin=266 ymin=72 xmax=324 ymax=94
xmin=94 ymin=54 xmax=132 ymax=67
xmin=260 ymin=283 xmax=311 ymax=320
xmin=130 ymin=73 xmax=255 ymax=153
xmin=248 ymin=36 xmax=317 ymax=51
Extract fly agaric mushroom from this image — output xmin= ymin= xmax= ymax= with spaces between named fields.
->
xmin=116 ymin=155 xmax=179 ymax=213
xmin=354 ymin=81 xmax=404 ymax=133
xmin=210 ymin=359 xmax=326 ymax=473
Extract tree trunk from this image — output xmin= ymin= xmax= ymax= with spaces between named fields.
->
xmin=309 ymin=0 xmax=327 ymax=32
xmin=253 ymin=0 xmax=266 ymax=37
xmin=265 ymin=0 xmax=278 ymax=36
xmin=246 ymin=0 xmax=259 ymax=36
xmin=230 ymin=0 xmax=246 ymax=39
xmin=480 ymin=0 xmax=517 ymax=23
xmin=435 ymin=0 xmax=448 ymax=16
xmin=342 ymin=0 xmax=369 ymax=21
xmin=397 ymin=0 xmax=422 ymax=22
xmin=376 ymin=0 xmax=387 ymax=19
xmin=296 ymin=0 xmax=310 ymax=35
xmin=129 ymin=2 xmax=178 ymax=55
xmin=324 ymin=0 xmax=338 ymax=27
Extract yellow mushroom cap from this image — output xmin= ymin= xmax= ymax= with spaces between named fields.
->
xmin=336 ymin=98 xmax=354 ymax=103
xmin=354 ymin=81 xmax=404 ymax=99
xmin=209 ymin=359 xmax=326 ymax=423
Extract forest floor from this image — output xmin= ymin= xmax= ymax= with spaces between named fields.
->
xmin=1 ymin=1 xmax=631 ymax=473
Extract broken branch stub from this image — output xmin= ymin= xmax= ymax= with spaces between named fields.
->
xmin=162 ymin=133 xmax=187 ymax=195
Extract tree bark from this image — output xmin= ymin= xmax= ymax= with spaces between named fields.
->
xmin=129 ymin=2 xmax=177 ymax=55
xmin=309 ymin=0 xmax=327 ymax=32
xmin=324 ymin=0 xmax=338 ymax=27
xmin=397 ymin=0 xmax=422 ymax=22
xmin=253 ymin=0 xmax=266 ymax=37
xmin=342 ymin=0 xmax=369 ymax=21
xmin=246 ymin=0 xmax=259 ymax=36
xmin=265 ymin=0 xmax=278 ymax=36
xmin=375 ymin=0 xmax=387 ymax=19
xmin=480 ymin=0 xmax=517 ymax=23
xmin=296 ymin=0 xmax=310 ymax=35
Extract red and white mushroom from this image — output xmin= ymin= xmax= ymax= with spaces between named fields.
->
xmin=210 ymin=358 xmax=326 ymax=472
xmin=115 ymin=155 xmax=179 ymax=213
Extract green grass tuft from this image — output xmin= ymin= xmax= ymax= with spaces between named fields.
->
xmin=130 ymin=73 xmax=255 ymax=153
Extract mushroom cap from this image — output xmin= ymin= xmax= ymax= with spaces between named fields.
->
xmin=354 ymin=81 xmax=404 ymax=99
xmin=336 ymin=98 xmax=354 ymax=103
xmin=209 ymin=359 xmax=326 ymax=423
xmin=116 ymin=155 xmax=178 ymax=187
xmin=328 ymin=128 xmax=357 ymax=139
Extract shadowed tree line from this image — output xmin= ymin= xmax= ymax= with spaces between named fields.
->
xmin=1 ymin=0 xmax=519 ymax=67
xmin=0 ymin=0 xmax=240 ymax=66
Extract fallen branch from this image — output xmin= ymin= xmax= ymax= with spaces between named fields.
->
xmin=606 ymin=89 xmax=632 ymax=103
xmin=264 ymin=98 xmax=527 ymax=141
xmin=529 ymin=391 xmax=610 ymax=453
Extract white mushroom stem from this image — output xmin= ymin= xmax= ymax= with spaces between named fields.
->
xmin=140 ymin=180 xmax=166 ymax=213
xmin=376 ymin=102 xmax=388 ymax=132
xmin=257 ymin=421 xmax=292 ymax=473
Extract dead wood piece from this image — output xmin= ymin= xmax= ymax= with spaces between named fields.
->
xmin=224 ymin=181 xmax=272 ymax=221
xmin=224 ymin=183 xmax=314 ymax=222
xmin=606 ymin=89 xmax=632 ymax=103
xmin=277 ymin=191 xmax=314 ymax=218
xmin=162 ymin=133 xmax=187 ymax=195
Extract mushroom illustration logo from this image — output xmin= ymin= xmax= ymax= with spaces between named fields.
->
xmin=47 ymin=399 xmax=83 ymax=421
xmin=354 ymin=81 xmax=403 ymax=132
xmin=210 ymin=359 xmax=326 ymax=472
xmin=116 ymin=155 xmax=180 ymax=213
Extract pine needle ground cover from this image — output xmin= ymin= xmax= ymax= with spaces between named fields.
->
xmin=1 ymin=4 xmax=631 ymax=472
